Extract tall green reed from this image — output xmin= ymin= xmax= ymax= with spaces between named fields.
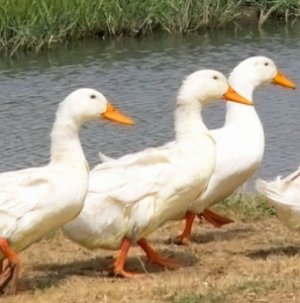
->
xmin=0 ymin=0 xmax=299 ymax=55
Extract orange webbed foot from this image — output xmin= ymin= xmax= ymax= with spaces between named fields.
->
xmin=109 ymin=264 xmax=137 ymax=278
xmin=199 ymin=208 xmax=234 ymax=227
xmin=138 ymin=238 xmax=181 ymax=270
xmin=147 ymin=254 xmax=181 ymax=269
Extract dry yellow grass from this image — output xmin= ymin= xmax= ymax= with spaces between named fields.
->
xmin=1 ymin=209 xmax=300 ymax=303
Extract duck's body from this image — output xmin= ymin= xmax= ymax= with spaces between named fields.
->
xmin=176 ymin=57 xmax=296 ymax=244
xmin=64 ymin=130 xmax=215 ymax=250
xmin=256 ymin=167 xmax=300 ymax=231
xmin=0 ymin=88 xmax=133 ymax=294
xmin=190 ymin=88 xmax=264 ymax=214
xmin=63 ymin=69 xmax=252 ymax=277
xmin=0 ymin=104 xmax=91 ymax=256
xmin=0 ymin=163 xmax=88 ymax=257
xmin=98 ymin=91 xmax=264 ymax=216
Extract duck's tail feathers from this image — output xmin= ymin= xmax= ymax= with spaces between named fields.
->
xmin=256 ymin=178 xmax=287 ymax=205
xmin=287 ymin=167 xmax=300 ymax=182
xmin=98 ymin=152 xmax=115 ymax=163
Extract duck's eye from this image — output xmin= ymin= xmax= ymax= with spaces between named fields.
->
xmin=213 ymin=75 xmax=218 ymax=80
xmin=90 ymin=94 xmax=96 ymax=99
xmin=264 ymin=62 xmax=269 ymax=66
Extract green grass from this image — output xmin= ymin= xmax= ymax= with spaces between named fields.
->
xmin=0 ymin=0 xmax=242 ymax=55
xmin=255 ymin=0 xmax=300 ymax=26
xmin=0 ymin=0 xmax=300 ymax=54
xmin=213 ymin=193 xmax=276 ymax=222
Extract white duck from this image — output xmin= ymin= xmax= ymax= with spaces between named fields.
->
xmin=63 ymin=69 xmax=252 ymax=278
xmin=256 ymin=167 xmax=300 ymax=231
xmin=175 ymin=56 xmax=296 ymax=245
xmin=0 ymin=88 xmax=134 ymax=294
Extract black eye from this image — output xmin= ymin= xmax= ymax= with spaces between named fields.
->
xmin=213 ymin=75 xmax=218 ymax=80
xmin=264 ymin=62 xmax=269 ymax=66
xmin=90 ymin=94 xmax=96 ymax=99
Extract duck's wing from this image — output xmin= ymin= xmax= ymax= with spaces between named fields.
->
xmin=0 ymin=167 xmax=51 ymax=236
xmin=0 ymin=167 xmax=39 ymax=185
xmin=90 ymin=143 xmax=181 ymax=207
xmin=94 ymin=141 xmax=177 ymax=168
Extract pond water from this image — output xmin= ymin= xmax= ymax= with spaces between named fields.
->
xmin=0 ymin=23 xmax=299 ymax=190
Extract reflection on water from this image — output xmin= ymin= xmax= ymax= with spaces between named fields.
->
xmin=0 ymin=24 xmax=299 ymax=188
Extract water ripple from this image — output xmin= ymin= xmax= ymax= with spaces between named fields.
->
xmin=0 ymin=25 xmax=299 ymax=186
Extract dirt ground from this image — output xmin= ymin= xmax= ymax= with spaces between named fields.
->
xmin=1 ymin=216 xmax=300 ymax=303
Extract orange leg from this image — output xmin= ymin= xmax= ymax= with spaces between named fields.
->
xmin=198 ymin=208 xmax=234 ymax=227
xmin=138 ymin=238 xmax=181 ymax=269
xmin=0 ymin=238 xmax=20 ymax=295
xmin=175 ymin=211 xmax=196 ymax=246
xmin=111 ymin=237 xmax=136 ymax=278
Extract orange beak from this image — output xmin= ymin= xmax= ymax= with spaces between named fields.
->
xmin=101 ymin=102 xmax=135 ymax=126
xmin=272 ymin=71 xmax=296 ymax=89
xmin=223 ymin=86 xmax=253 ymax=106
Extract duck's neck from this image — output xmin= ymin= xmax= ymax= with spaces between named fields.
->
xmin=50 ymin=112 xmax=86 ymax=166
xmin=225 ymin=79 xmax=258 ymax=124
xmin=175 ymin=97 xmax=208 ymax=142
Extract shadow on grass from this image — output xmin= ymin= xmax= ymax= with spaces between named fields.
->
xmin=19 ymin=249 xmax=197 ymax=292
xmin=192 ymin=226 xmax=254 ymax=244
xmin=246 ymin=245 xmax=300 ymax=259
xmin=165 ymin=225 xmax=254 ymax=245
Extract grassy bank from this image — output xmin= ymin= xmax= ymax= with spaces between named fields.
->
xmin=214 ymin=193 xmax=276 ymax=222
xmin=0 ymin=0 xmax=300 ymax=55
xmin=0 ymin=198 xmax=298 ymax=303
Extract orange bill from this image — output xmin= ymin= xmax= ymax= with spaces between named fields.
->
xmin=223 ymin=86 xmax=253 ymax=106
xmin=102 ymin=102 xmax=135 ymax=125
xmin=272 ymin=71 xmax=296 ymax=89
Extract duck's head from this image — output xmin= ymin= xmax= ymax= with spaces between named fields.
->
xmin=61 ymin=88 xmax=135 ymax=126
xmin=229 ymin=56 xmax=296 ymax=90
xmin=178 ymin=69 xmax=253 ymax=106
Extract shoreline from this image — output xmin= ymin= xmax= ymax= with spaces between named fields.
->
xmin=1 ymin=1 xmax=299 ymax=55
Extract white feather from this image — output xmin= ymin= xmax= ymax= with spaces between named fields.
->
xmin=0 ymin=88 xmax=125 ymax=259
xmin=189 ymin=56 xmax=292 ymax=214
xmin=63 ymin=70 xmax=238 ymax=250
xmin=256 ymin=167 xmax=300 ymax=230
xmin=98 ymin=152 xmax=114 ymax=163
